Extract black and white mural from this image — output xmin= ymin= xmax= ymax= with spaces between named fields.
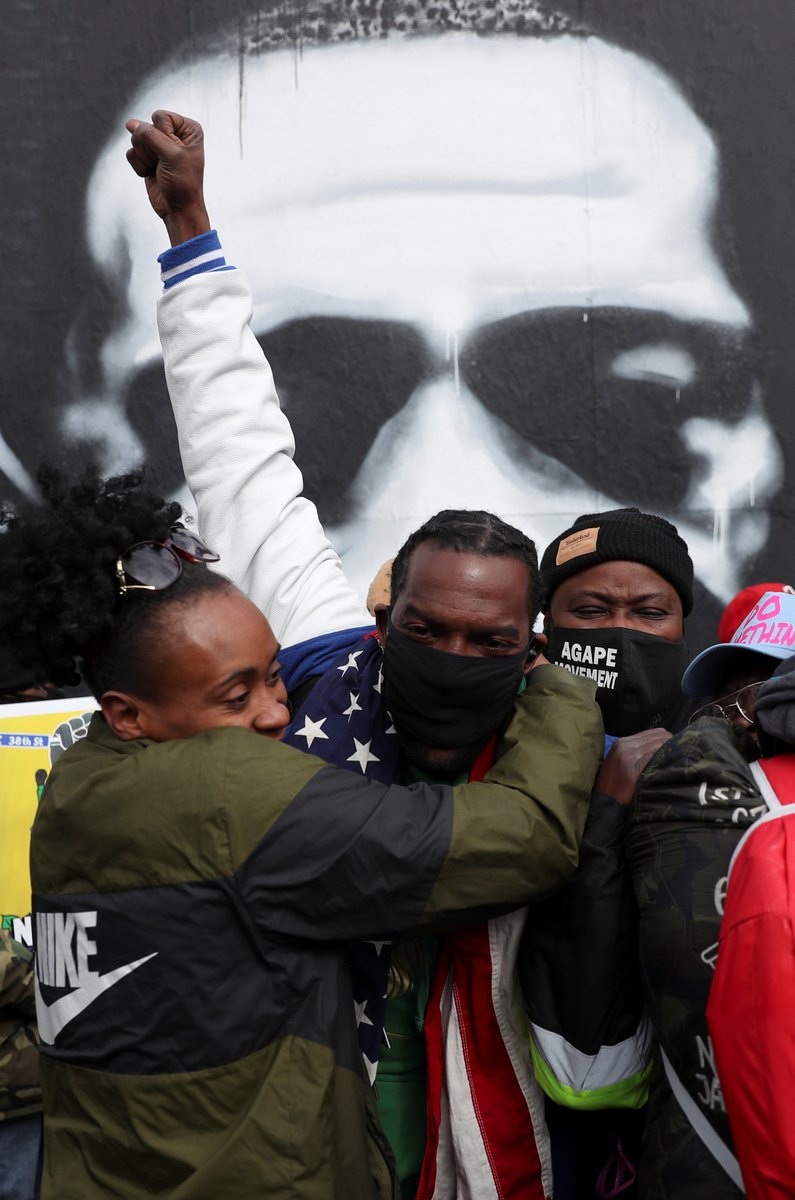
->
xmin=4 ymin=0 xmax=795 ymax=649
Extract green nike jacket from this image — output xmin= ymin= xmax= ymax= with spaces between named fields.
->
xmin=30 ymin=665 xmax=601 ymax=1200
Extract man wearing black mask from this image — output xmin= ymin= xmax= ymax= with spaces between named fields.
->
xmin=520 ymin=508 xmax=696 ymax=1199
xmin=283 ymin=504 xmax=596 ymax=1200
xmin=542 ymin=508 xmax=694 ymax=742
xmin=376 ymin=513 xmax=542 ymax=777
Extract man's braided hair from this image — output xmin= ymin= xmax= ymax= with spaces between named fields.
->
xmin=390 ymin=509 xmax=542 ymax=622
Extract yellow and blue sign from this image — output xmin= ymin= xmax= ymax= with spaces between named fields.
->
xmin=0 ymin=697 xmax=97 ymax=947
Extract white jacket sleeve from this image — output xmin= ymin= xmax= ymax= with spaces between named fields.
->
xmin=157 ymin=268 xmax=370 ymax=648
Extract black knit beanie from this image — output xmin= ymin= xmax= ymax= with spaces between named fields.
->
xmin=540 ymin=508 xmax=694 ymax=615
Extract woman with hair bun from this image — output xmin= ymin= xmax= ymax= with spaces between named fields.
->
xmin=0 ymin=468 xmax=290 ymax=741
xmin=2 ymin=470 xmax=602 ymax=1200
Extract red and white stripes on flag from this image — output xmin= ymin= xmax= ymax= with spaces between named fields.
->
xmin=417 ymin=911 xmax=552 ymax=1200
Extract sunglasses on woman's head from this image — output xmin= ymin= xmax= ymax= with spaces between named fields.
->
xmin=115 ymin=527 xmax=220 ymax=594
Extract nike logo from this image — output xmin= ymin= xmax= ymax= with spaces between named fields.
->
xmin=34 ymin=908 xmax=157 ymax=1043
xmin=35 ymin=952 xmax=158 ymax=1044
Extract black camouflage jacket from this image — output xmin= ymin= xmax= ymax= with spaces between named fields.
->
xmin=627 ymin=717 xmax=763 ymax=1199
xmin=0 ymin=929 xmax=40 ymax=1121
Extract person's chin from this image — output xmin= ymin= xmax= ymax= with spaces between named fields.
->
xmin=398 ymin=733 xmax=492 ymax=780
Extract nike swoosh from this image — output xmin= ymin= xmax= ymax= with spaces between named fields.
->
xmin=35 ymin=952 xmax=158 ymax=1044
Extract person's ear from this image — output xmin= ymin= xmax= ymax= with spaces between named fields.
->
xmin=374 ymin=603 xmax=390 ymax=649
xmin=101 ymin=692 xmax=150 ymax=741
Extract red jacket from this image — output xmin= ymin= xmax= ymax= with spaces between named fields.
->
xmin=707 ymin=754 xmax=795 ymax=1200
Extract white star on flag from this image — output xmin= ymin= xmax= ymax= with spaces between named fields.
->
xmin=347 ymin=738 xmax=381 ymax=774
xmin=292 ymin=715 xmax=330 ymax=750
xmin=343 ymin=691 xmax=363 ymax=720
xmin=354 ymin=998 xmax=374 ymax=1027
xmin=336 ymin=650 xmax=364 ymax=677
xmin=363 ymin=1054 xmax=378 ymax=1085
xmin=373 ymin=665 xmax=384 ymax=695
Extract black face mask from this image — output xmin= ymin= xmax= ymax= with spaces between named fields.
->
xmin=545 ymin=625 xmax=689 ymax=736
xmin=382 ymin=622 xmax=530 ymax=750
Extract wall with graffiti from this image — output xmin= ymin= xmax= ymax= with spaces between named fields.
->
xmin=4 ymin=0 xmax=794 ymax=649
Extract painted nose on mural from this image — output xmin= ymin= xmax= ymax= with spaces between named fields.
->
xmin=344 ymin=374 xmax=561 ymax=526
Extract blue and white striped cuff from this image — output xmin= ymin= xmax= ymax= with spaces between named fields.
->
xmin=157 ymin=230 xmax=235 ymax=290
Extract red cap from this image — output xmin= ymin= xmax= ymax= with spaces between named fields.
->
xmin=718 ymin=583 xmax=795 ymax=643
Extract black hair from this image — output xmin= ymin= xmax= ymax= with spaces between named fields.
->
xmin=0 ymin=467 xmax=233 ymax=700
xmin=226 ymin=0 xmax=579 ymax=55
xmin=390 ymin=509 xmax=542 ymax=622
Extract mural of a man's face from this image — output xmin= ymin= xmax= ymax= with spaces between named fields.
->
xmin=77 ymin=23 xmax=780 ymax=604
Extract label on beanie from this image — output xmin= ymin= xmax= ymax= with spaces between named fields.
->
xmin=555 ymin=526 xmax=600 ymax=565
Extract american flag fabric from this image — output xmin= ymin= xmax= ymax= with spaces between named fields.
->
xmin=417 ymin=742 xmax=552 ymax=1200
xmin=285 ymin=634 xmax=552 ymax=1195
xmin=417 ymin=911 xmax=551 ymax=1200
xmin=284 ymin=633 xmax=398 ymax=1081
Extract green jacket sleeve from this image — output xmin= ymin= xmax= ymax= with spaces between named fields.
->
xmin=421 ymin=665 xmax=602 ymax=930
xmin=224 ymin=665 xmax=602 ymax=943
